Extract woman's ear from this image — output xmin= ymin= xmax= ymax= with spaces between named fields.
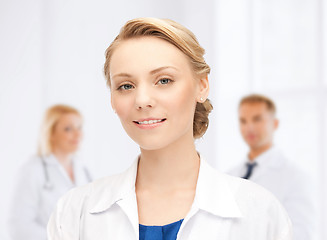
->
xmin=197 ymin=75 xmax=209 ymax=103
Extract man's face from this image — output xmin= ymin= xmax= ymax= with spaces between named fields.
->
xmin=239 ymin=102 xmax=278 ymax=150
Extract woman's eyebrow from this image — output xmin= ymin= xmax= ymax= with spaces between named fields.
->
xmin=150 ymin=66 xmax=179 ymax=75
xmin=111 ymin=66 xmax=179 ymax=79
xmin=111 ymin=73 xmax=132 ymax=79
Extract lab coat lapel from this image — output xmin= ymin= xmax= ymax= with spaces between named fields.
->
xmin=116 ymin=189 xmax=139 ymax=238
xmin=196 ymin=158 xmax=243 ymax=218
xmin=46 ymin=155 xmax=75 ymax=187
xmin=89 ymin=158 xmax=140 ymax=238
xmin=177 ymin=157 xmax=243 ymax=239
xmin=115 ymin=159 xmax=140 ymax=238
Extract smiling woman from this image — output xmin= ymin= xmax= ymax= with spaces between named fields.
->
xmin=109 ymin=36 xmax=209 ymax=150
xmin=47 ymin=18 xmax=292 ymax=240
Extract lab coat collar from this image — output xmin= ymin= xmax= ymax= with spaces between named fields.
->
xmin=195 ymin=159 xmax=243 ymax=218
xmin=89 ymin=155 xmax=243 ymax=219
xmin=42 ymin=154 xmax=82 ymax=186
xmin=89 ymin=157 xmax=139 ymax=236
xmin=43 ymin=154 xmax=78 ymax=166
xmin=43 ymin=154 xmax=60 ymax=165
xmin=89 ymin=158 xmax=138 ymax=214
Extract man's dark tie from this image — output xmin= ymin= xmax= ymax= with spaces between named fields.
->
xmin=242 ymin=162 xmax=257 ymax=179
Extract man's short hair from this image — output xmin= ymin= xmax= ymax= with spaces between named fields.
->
xmin=239 ymin=94 xmax=276 ymax=116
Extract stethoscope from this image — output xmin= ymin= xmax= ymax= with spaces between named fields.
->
xmin=40 ymin=156 xmax=92 ymax=191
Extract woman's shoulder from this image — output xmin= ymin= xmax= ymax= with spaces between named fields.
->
xmin=202 ymin=160 xmax=282 ymax=205
xmin=217 ymin=172 xmax=291 ymax=227
xmin=200 ymin=159 xmax=291 ymax=221
xmin=15 ymin=155 xmax=44 ymax=178
xmin=54 ymin=166 xmax=133 ymax=212
xmin=48 ymin=170 xmax=131 ymax=237
xmin=19 ymin=155 xmax=42 ymax=167
xmin=222 ymin=172 xmax=275 ymax=198
xmin=219 ymin=172 xmax=284 ymax=207
xmin=201 ymin=168 xmax=292 ymax=239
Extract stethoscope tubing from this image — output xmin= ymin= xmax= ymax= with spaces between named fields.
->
xmin=40 ymin=156 xmax=92 ymax=190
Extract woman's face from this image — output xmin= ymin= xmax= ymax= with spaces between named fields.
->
xmin=109 ymin=36 xmax=208 ymax=150
xmin=51 ymin=113 xmax=83 ymax=154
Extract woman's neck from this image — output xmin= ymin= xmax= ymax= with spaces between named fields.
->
xmin=52 ymin=150 xmax=73 ymax=167
xmin=136 ymin=136 xmax=200 ymax=192
xmin=52 ymin=149 xmax=75 ymax=183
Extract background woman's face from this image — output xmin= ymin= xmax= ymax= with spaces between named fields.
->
xmin=109 ymin=36 xmax=203 ymax=150
xmin=51 ymin=113 xmax=83 ymax=154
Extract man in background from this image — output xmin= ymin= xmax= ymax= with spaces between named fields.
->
xmin=228 ymin=94 xmax=316 ymax=240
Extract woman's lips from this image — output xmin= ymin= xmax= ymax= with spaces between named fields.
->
xmin=133 ymin=118 xmax=167 ymax=129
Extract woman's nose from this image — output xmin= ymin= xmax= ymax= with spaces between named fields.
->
xmin=134 ymin=85 xmax=155 ymax=110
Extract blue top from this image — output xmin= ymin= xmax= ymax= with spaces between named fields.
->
xmin=139 ymin=219 xmax=184 ymax=240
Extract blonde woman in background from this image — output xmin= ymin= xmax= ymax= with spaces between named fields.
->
xmin=8 ymin=104 xmax=91 ymax=240
xmin=48 ymin=18 xmax=291 ymax=240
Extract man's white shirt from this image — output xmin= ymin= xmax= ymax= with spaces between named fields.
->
xmin=228 ymin=146 xmax=316 ymax=240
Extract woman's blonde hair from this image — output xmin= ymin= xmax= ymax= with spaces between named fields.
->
xmin=103 ymin=17 xmax=213 ymax=139
xmin=37 ymin=104 xmax=81 ymax=156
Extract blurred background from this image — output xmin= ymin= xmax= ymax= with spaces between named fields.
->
xmin=0 ymin=0 xmax=326 ymax=239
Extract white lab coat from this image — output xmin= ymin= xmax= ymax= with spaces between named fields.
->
xmin=48 ymin=156 xmax=292 ymax=240
xmin=8 ymin=155 xmax=91 ymax=240
xmin=228 ymin=146 xmax=316 ymax=240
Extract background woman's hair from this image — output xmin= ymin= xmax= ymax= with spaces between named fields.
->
xmin=37 ymin=104 xmax=81 ymax=156
xmin=104 ymin=17 xmax=213 ymax=139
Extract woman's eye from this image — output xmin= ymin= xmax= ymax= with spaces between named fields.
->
xmin=158 ymin=78 xmax=171 ymax=85
xmin=64 ymin=127 xmax=72 ymax=132
xmin=118 ymin=84 xmax=134 ymax=90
